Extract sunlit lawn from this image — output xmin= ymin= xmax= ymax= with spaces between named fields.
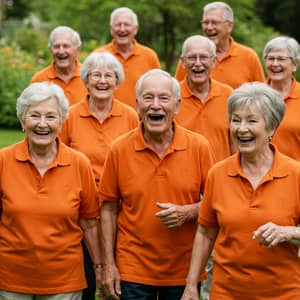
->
xmin=0 ymin=128 xmax=24 ymax=148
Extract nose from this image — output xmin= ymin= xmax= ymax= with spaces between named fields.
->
xmin=37 ymin=116 xmax=48 ymax=126
xmin=150 ymin=96 xmax=162 ymax=108
xmin=119 ymin=23 xmax=126 ymax=31
xmin=57 ymin=45 xmax=65 ymax=53
xmin=238 ymin=120 xmax=249 ymax=132
xmin=194 ymin=56 xmax=203 ymax=65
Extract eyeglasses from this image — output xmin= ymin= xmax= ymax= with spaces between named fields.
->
xmin=183 ymin=55 xmax=213 ymax=64
xmin=265 ymin=56 xmax=293 ymax=64
xmin=201 ymin=20 xmax=229 ymax=26
xmin=89 ymin=72 xmax=116 ymax=82
xmin=112 ymin=22 xmax=134 ymax=29
xmin=26 ymin=113 xmax=59 ymax=123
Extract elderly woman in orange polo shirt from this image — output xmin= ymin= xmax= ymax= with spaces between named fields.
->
xmin=263 ymin=36 xmax=300 ymax=160
xmin=60 ymin=51 xmax=139 ymax=300
xmin=181 ymin=82 xmax=300 ymax=300
xmin=0 ymin=82 xmax=101 ymax=300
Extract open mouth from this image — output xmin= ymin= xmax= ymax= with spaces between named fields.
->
xmin=95 ymin=86 xmax=109 ymax=91
xmin=192 ymin=67 xmax=206 ymax=74
xmin=206 ymin=32 xmax=218 ymax=38
xmin=238 ymin=137 xmax=254 ymax=144
xmin=147 ymin=113 xmax=165 ymax=122
xmin=34 ymin=130 xmax=50 ymax=135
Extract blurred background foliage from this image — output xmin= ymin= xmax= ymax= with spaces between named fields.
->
xmin=0 ymin=0 xmax=299 ymax=128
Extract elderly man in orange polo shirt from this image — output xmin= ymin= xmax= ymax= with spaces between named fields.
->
xmin=175 ymin=35 xmax=233 ymax=162
xmin=31 ymin=26 xmax=87 ymax=106
xmin=175 ymin=1 xmax=265 ymax=88
xmin=99 ymin=69 xmax=215 ymax=300
xmin=94 ymin=7 xmax=161 ymax=108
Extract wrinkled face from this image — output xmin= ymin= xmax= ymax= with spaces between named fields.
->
xmin=22 ymin=97 xmax=62 ymax=149
xmin=265 ymin=49 xmax=296 ymax=82
xmin=230 ymin=104 xmax=273 ymax=158
xmin=182 ymin=39 xmax=215 ymax=85
xmin=201 ymin=8 xmax=233 ymax=49
xmin=137 ymin=74 xmax=180 ymax=137
xmin=110 ymin=12 xmax=138 ymax=47
xmin=50 ymin=32 xmax=80 ymax=71
xmin=86 ymin=67 xmax=118 ymax=101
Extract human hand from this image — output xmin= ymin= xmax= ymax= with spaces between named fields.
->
xmin=155 ymin=202 xmax=187 ymax=228
xmin=180 ymin=284 xmax=199 ymax=300
xmin=253 ymin=222 xmax=296 ymax=248
xmin=101 ymin=264 xmax=121 ymax=300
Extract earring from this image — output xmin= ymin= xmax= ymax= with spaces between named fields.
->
xmin=268 ymin=136 xmax=272 ymax=142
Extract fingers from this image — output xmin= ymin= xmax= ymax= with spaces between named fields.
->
xmin=253 ymin=222 xmax=281 ymax=248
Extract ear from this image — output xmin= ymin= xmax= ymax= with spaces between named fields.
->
xmin=174 ymin=99 xmax=181 ymax=116
xmin=133 ymin=25 xmax=139 ymax=36
xmin=227 ymin=21 xmax=233 ymax=34
xmin=76 ymin=46 xmax=81 ymax=57
xmin=181 ymin=57 xmax=187 ymax=70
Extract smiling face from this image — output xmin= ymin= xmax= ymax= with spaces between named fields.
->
xmin=50 ymin=31 xmax=80 ymax=73
xmin=201 ymin=8 xmax=233 ymax=49
xmin=86 ymin=67 xmax=118 ymax=101
xmin=110 ymin=11 xmax=138 ymax=48
xmin=265 ymin=48 xmax=296 ymax=83
xmin=230 ymin=104 xmax=274 ymax=158
xmin=22 ymin=97 xmax=62 ymax=150
xmin=137 ymin=74 xmax=180 ymax=138
xmin=182 ymin=38 xmax=215 ymax=86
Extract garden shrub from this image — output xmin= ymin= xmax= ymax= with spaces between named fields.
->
xmin=0 ymin=37 xmax=47 ymax=129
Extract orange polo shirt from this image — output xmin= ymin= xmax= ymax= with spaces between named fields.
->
xmin=0 ymin=139 xmax=99 ymax=294
xmin=31 ymin=60 xmax=88 ymax=106
xmin=94 ymin=40 xmax=161 ymax=108
xmin=175 ymin=37 xmax=265 ymax=88
xmin=270 ymin=78 xmax=300 ymax=161
xmin=175 ymin=78 xmax=232 ymax=162
xmin=199 ymin=146 xmax=300 ymax=299
xmin=99 ymin=123 xmax=215 ymax=285
xmin=60 ymin=97 xmax=139 ymax=185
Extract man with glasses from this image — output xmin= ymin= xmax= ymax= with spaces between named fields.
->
xmin=94 ymin=7 xmax=161 ymax=109
xmin=175 ymin=1 xmax=265 ymax=88
xmin=175 ymin=35 xmax=233 ymax=162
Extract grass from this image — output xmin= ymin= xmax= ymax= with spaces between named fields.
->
xmin=0 ymin=128 xmax=24 ymax=148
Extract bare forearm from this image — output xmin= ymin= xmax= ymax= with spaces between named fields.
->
xmin=100 ymin=202 xmax=118 ymax=265
xmin=79 ymin=218 xmax=102 ymax=265
xmin=184 ymin=202 xmax=200 ymax=222
xmin=186 ymin=225 xmax=217 ymax=285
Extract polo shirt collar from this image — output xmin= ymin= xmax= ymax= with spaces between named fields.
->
xmin=78 ymin=97 xmax=122 ymax=119
xmin=227 ymin=144 xmax=289 ymax=179
xmin=47 ymin=60 xmax=81 ymax=80
xmin=181 ymin=77 xmax=227 ymax=101
xmin=266 ymin=77 xmax=300 ymax=101
xmin=16 ymin=137 xmax=71 ymax=167
xmin=111 ymin=39 xmax=140 ymax=56
xmin=223 ymin=36 xmax=239 ymax=59
xmin=134 ymin=121 xmax=187 ymax=152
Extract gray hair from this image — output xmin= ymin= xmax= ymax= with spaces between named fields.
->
xmin=263 ymin=36 xmax=300 ymax=65
xmin=80 ymin=52 xmax=124 ymax=85
xmin=48 ymin=26 xmax=81 ymax=48
xmin=136 ymin=69 xmax=180 ymax=102
xmin=181 ymin=35 xmax=216 ymax=57
xmin=228 ymin=82 xmax=285 ymax=131
xmin=203 ymin=1 xmax=234 ymax=22
xmin=16 ymin=82 xmax=69 ymax=122
xmin=110 ymin=7 xmax=138 ymax=26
